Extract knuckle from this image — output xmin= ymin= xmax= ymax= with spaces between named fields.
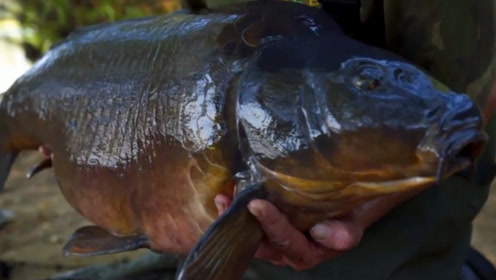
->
xmin=270 ymin=237 xmax=291 ymax=250
xmin=262 ymin=208 xmax=287 ymax=227
xmin=261 ymin=216 xmax=295 ymax=244
xmin=260 ymin=213 xmax=279 ymax=227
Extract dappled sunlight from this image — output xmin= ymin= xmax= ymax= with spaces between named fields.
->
xmin=0 ymin=20 xmax=31 ymax=93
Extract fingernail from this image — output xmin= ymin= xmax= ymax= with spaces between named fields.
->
xmin=311 ymin=223 xmax=331 ymax=241
xmin=248 ymin=201 xmax=263 ymax=218
xmin=214 ymin=197 xmax=225 ymax=211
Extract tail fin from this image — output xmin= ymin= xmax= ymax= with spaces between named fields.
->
xmin=0 ymin=150 xmax=17 ymax=192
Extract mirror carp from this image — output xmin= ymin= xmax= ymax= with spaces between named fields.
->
xmin=0 ymin=1 xmax=489 ymax=279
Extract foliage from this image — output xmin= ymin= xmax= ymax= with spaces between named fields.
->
xmin=0 ymin=0 xmax=181 ymax=61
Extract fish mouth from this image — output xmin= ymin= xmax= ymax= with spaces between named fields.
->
xmin=435 ymin=128 xmax=488 ymax=181
xmin=347 ymin=128 xmax=487 ymax=192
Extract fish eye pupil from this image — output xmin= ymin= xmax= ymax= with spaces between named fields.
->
xmin=351 ymin=65 xmax=383 ymax=92
xmin=353 ymin=74 xmax=380 ymax=91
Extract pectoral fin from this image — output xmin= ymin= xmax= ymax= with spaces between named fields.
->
xmin=63 ymin=226 xmax=149 ymax=256
xmin=176 ymin=184 xmax=266 ymax=280
xmin=26 ymin=157 xmax=52 ymax=179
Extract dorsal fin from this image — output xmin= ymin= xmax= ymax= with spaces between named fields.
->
xmin=26 ymin=157 xmax=52 ymax=179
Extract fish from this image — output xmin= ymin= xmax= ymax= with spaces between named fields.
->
xmin=0 ymin=1 xmax=489 ymax=279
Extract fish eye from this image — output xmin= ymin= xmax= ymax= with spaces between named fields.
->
xmin=352 ymin=74 xmax=380 ymax=91
xmin=351 ymin=65 xmax=383 ymax=92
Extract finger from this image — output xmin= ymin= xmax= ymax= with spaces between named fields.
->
xmin=213 ymin=196 xmax=287 ymax=265
xmin=254 ymin=240 xmax=285 ymax=264
xmin=214 ymin=194 xmax=232 ymax=216
xmin=255 ymin=237 xmax=339 ymax=270
xmin=309 ymin=219 xmax=363 ymax=251
xmin=248 ymin=200 xmax=325 ymax=265
xmin=213 ymin=197 xmax=289 ymax=265
xmin=308 ymin=188 xmax=428 ymax=252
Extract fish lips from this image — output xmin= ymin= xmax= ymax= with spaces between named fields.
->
xmin=435 ymin=127 xmax=488 ymax=181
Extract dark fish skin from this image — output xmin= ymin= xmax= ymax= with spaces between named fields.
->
xmin=0 ymin=0 xmax=487 ymax=260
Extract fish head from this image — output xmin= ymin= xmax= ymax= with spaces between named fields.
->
xmin=301 ymin=57 xmax=488 ymax=184
xmin=237 ymin=36 xmax=488 ymax=201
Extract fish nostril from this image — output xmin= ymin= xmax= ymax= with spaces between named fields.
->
xmin=393 ymin=68 xmax=415 ymax=84
xmin=393 ymin=68 xmax=404 ymax=79
xmin=449 ymin=105 xmax=484 ymax=131
xmin=440 ymin=96 xmax=484 ymax=132
xmin=453 ymin=104 xmax=483 ymax=122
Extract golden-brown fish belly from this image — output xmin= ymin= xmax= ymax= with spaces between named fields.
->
xmin=53 ymin=142 xmax=235 ymax=255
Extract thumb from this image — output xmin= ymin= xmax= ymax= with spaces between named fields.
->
xmin=309 ymin=219 xmax=364 ymax=251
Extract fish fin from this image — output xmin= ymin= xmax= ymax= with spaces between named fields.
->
xmin=26 ymin=157 xmax=52 ymax=179
xmin=176 ymin=184 xmax=266 ymax=280
xmin=0 ymin=150 xmax=17 ymax=192
xmin=63 ymin=225 xmax=149 ymax=257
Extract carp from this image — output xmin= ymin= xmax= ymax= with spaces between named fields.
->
xmin=0 ymin=1 xmax=489 ymax=280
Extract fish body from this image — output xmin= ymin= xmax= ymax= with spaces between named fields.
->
xmin=0 ymin=2 xmax=488 ymax=279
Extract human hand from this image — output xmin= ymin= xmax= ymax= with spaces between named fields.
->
xmin=214 ymin=188 xmax=425 ymax=271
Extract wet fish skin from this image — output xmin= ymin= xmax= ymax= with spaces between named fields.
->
xmin=0 ymin=2 xmax=487 ymax=278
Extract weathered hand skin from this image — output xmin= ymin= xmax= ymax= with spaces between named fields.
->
xmin=0 ymin=1 xmax=489 ymax=278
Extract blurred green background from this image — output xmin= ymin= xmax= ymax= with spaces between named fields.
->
xmin=0 ymin=1 xmax=494 ymax=280
xmin=0 ymin=0 xmax=181 ymax=62
xmin=0 ymin=2 xmax=186 ymax=279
